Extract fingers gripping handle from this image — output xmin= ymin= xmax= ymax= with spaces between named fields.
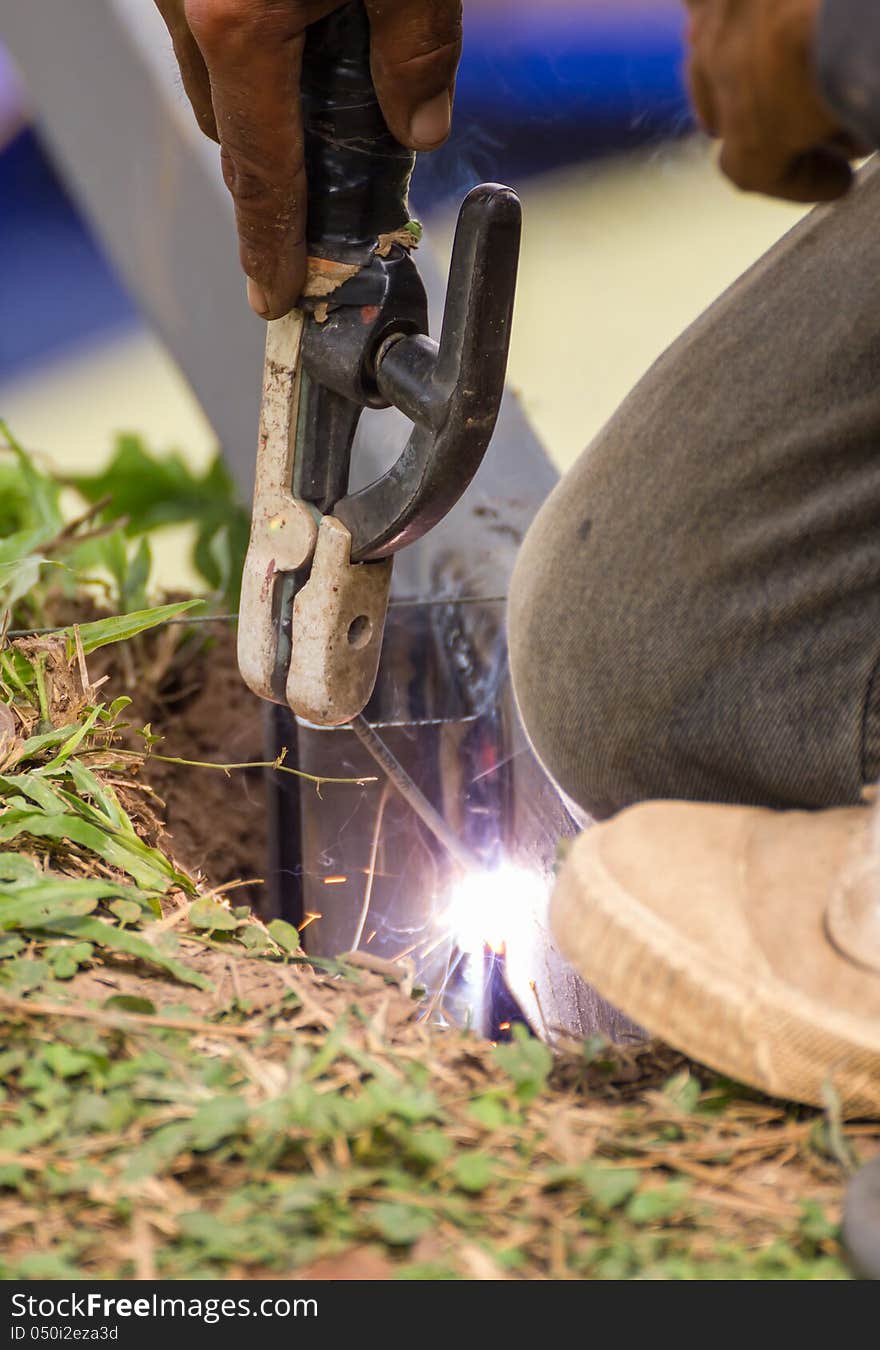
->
xmin=302 ymin=1 xmax=415 ymax=262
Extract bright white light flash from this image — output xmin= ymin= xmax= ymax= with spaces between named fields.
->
xmin=443 ymin=860 xmax=549 ymax=959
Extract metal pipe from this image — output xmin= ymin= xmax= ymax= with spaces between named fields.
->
xmin=349 ymin=713 xmax=482 ymax=875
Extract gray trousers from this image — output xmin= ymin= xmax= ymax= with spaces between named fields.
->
xmin=509 ymin=158 xmax=880 ymax=820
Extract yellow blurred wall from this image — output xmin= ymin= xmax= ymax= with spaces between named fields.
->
xmin=0 ymin=137 xmax=806 ymax=491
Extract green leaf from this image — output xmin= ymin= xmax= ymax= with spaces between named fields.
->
xmin=0 ymin=771 xmax=68 ymax=814
xmin=1 ymin=956 xmax=50 ymax=992
xmin=0 ymin=807 xmax=181 ymax=892
xmin=467 ymin=1094 xmax=512 ymax=1130
xmin=238 ymin=926 xmax=271 ymax=952
xmin=47 ymin=942 xmax=93 ymax=980
xmin=0 ymin=1162 xmax=26 ymax=1190
xmin=72 ymin=531 xmax=155 ymax=612
xmin=626 ymin=1180 xmax=691 ymax=1225
xmin=580 ymin=1164 xmax=641 ymax=1212
xmin=103 ymin=995 xmax=156 ymax=1015
xmin=494 ymin=1024 xmax=553 ymax=1102
xmin=109 ymin=900 xmax=142 ymax=925
xmin=68 ymin=600 xmax=202 ymax=657
xmin=122 ymin=1121 xmax=194 ymax=1182
xmin=37 ymin=915 xmax=211 ymax=990
xmin=70 ymin=438 xmax=249 ymax=605
xmin=72 ymin=528 xmax=128 ymax=594
xmin=16 ymin=724 xmax=83 ymax=762
xmin=0 ymin=528 xmax=49 ymax=570
xmin=12 ymin=1254 xmax=83 ymax=1281
xmin=452 ymin=1152 xmax=495 ymax=1193
xmin=663 ymin=1069 xmax=702 ymax=1114
xmin=267 ymin=919 xmax=301 ymax=953
xmin=138 ymin=722 xmax=162 ymax=749
xmin=0 ymin=854 xmax=40 ymax=883
xmin=0 ymin=552 xmax=45 ymax=608
xmin=189 ymin=898 xmax=243 ymax=932
xmin=37 ymin=704 xmax=103 ymax=772
xmin=42 ymin=1044 xmax=96 ymax=1079
xmin=800 ymin=1200 xmax=838 ymax=1243
xmin=64 ymin=760 xmax=129 ymax=831
xmin=0 ymin=427 xmax=64 ymax=608
xmin=0 ymin=420 xmax=63 ymax=534
xmin=189 ymin=1096 xmax=251 ymax=1151
xmin=0 ymin=890 xmax=100 ymax=932
xmin=0 ymin=650 xmax=34 ymax=701
xmin=405 ymin=1130 xmax=452 ymax=1167
xmin=369 ymin=1202 xmax=433 ymax=1247
xmin=123 ymin=536 xmax=152 ymax=609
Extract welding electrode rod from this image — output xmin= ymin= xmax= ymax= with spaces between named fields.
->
xmin=350 ymin=714 xmax=483 ymax=874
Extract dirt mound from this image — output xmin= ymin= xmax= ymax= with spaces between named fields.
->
xmin=128 ymin=625 xmax=271 ymax=913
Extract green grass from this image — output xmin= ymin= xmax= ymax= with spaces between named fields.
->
xmin=0 ymin=965 xmax=862 ymax=1280
xmin=0 ymin=427 xmax=874 ymax=1280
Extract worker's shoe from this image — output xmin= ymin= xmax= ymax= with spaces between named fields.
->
xmin=551 ymin=800 xmax=880 ymax=1114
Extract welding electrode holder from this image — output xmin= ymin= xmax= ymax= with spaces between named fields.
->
xmin=300 ymin=0 xmax=414 ymax=264
xmin=237 ymin=0 xmax=522 ymax=726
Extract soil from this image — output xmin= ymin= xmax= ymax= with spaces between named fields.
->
xmin=66 ymin=931 xmax=297 ymax=1018
xmin=124 ymin=624 xmax=271 ymax=915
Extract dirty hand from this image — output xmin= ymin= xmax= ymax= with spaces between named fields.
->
xmin=154 ymin=0 xmax=461 ymax=319
xmin=684 ymin=0 xmax=861 ymax=201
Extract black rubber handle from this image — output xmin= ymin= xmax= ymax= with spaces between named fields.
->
xmin=302 ymin=1 xmax=415 ymax=264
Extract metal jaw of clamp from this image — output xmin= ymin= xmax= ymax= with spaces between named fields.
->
xmin=237 ymin=3 xmax=521 ymax=728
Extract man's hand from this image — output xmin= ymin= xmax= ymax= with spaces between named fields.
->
xmin=154 ymin=0 xmax=461 ymax=319
xmin=685 ymin=0 xmax=862 ymax=201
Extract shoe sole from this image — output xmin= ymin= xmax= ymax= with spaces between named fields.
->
xmin=551 ymin=829 xmax=880 ymax=1115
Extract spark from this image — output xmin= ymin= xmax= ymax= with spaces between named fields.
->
xmin=350 ymin=779 xmax=390 ymax=953
xmin=442 ymin=861 xmax=548 ymax=958
xmin=366 ymin=929 xmax=377 ymax=945
xmin=297 ymin=911 xmax=322 ymax=932
xmin=498 ymin=1021 xmax=511 ymax=1031
xmin=438 ymin=861 xmax=552 ymax=1036
xmin=322 ymin=875 xmax=348 ymax=886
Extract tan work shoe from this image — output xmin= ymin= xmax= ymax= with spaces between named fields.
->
xmin=550 ymin=801 xmax=880 ymax=1115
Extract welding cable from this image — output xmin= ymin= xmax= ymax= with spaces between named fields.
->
xmin=349 ymin=713 xmax=482 ymax=875
xmin=4 ymin=600 xmax=506 ymax=641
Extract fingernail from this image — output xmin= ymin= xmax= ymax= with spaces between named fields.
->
xmin=409 ymin=91 xmax=452 ymax=148
xmin=247 ymin=277 xmax=271 ymax=318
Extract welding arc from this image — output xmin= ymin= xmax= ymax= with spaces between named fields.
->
xmin=349 ymin=715 xmax=482 ymax=875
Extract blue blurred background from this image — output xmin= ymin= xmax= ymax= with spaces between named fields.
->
xmin=0 ymin=0 xmax=690 ymax=385
xmin=0 ymin=0 xmax=806 ymax=515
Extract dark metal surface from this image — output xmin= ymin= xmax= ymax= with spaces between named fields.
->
xmin=301 ymin=248 xmax=428 ymax=407
xmin=268 ymin=599 xmax=638 ymax=1043
xmin=339 ymin=183 xmax=521 ymax=560
xmin=301 ymin=183 xmax=522 ymax=561
xmin=263 ymin=702 xmax=305 ymax=925
xmin=294 ymin=372 xmax=360 ymax=514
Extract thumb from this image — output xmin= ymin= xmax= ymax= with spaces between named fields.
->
xmin=366 ymin=0 xmax=462 ymax=151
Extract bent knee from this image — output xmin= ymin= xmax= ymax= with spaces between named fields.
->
xmin=508 ymin=497 xmax=652 ymax=819
xmin=508 ymin=486 xmax=722 ymax=819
